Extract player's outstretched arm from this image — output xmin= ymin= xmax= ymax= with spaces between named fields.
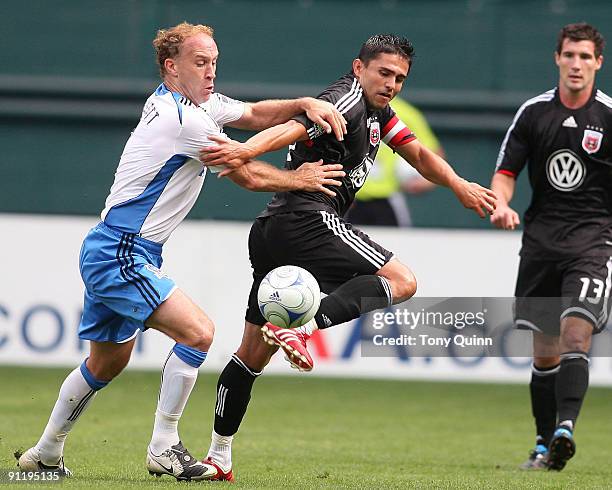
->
xmin=200 ymin=120 xmax=309 ymax=176
xmin=225 ymin=160 xmax=345 ymax=195
xmin=489 ymin=172 xmax=520 ymax=230
xmin=230 ymin=97 xmax=346 ymax=140
xmin=395 ymin=140 xmax=497 ymax=218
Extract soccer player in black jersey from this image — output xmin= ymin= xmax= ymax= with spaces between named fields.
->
xmin=491 ymin=23 xmax=610 ymax=471
xmin=199 ymin=34 xmax=497 ymax=478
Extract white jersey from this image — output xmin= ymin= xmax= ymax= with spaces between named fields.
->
xmin=101 ymin=84 xmax=245 ymax=244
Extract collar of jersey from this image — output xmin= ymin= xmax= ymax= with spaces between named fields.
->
xmin=555 ymin=85 xmax=598 ymax=110
xmin=155 ymin=83 xmax=186 ymax=124
xmin=155 ymin=83 xmax=186 ymax=101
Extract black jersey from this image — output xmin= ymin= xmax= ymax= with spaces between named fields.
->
xmin=260 ymin=73 xmax=415 ymax=218
xmin=496 ymin=87 xmax=612 ymax=258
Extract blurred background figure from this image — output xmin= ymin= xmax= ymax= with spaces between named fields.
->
xmin=346 ymin=97 xmax=444 ymax=226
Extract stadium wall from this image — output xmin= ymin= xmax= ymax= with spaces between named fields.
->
xmin=2 ymin=1 xmax=610 ymax=227
xmin=3 ymin=214 xmax=612 ymax=386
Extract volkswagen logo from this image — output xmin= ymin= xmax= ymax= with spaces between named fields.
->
xmin=546 ymin=149 xmax=585 ymax=192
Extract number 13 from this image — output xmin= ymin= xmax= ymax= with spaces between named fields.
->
xmin=579 ymin=277 xmax=605 ymax=304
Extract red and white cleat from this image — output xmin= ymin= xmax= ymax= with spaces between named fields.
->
xmin=202 ymin=457 xmax=235 ymax=482
xmin=261 ymin=322 xmax=314 ymax=372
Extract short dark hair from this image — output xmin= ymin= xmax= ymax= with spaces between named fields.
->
xmin=358 ymin=34 xmax=415 ymax=67
xmin=556 ymin=22 xmax=605 ymax=58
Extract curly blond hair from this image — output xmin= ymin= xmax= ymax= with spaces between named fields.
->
xmin=153 ymin=22 xmax=214 ymax=78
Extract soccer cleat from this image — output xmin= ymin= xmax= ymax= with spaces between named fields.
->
xmin=202 ymin=457 xmax=235 ymax=481
xmin=146 ymin=441 xmax=217 ymax=481
xmin=547 ymin=427 xmax=576 ymax=471
xmin=17 ymin=447 xmax=72 ymax=477
xmin=519 ymin=443 xmax=549 ymax=470
xmin=261 ymin=322 xmax=314 ymax=372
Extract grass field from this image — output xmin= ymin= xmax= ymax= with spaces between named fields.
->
xmin=1 ymin=366 xmax=611 ymax=489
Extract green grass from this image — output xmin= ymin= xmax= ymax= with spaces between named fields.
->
xmin=1 ymin=366 xmax=611 ymax=489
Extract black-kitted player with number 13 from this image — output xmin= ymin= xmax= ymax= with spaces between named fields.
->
xmin=491 ymin=23 xmax=611 ymax=471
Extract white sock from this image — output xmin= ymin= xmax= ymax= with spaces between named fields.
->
xmin=296 ymin=318 xmax=318 ymax=337
xmin=207 ymin=430 xmax=233 ymax=472
xmin=149 ymin=351 xmax=198 ymax=454
xmin=35 ymin=366 xmax=97 ymax=465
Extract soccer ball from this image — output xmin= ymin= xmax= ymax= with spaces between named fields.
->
xmin=257 ymin=265 xmax=321 ymax=329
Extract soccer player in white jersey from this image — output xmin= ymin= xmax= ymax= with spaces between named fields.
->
xmin=17 ymin=22 xmax=346 ymax=481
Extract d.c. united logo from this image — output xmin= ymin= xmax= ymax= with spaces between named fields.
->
xmin=369 ymin=122 xmax=380 ymax=146
xmin=582 ymin=129 xmax=603 ymax=154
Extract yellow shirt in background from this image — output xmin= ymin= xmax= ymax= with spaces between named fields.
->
xmin=356 ymin=98 xmax=440 ymax=201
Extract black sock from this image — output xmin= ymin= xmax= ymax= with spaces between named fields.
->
xmin=555 ymin=352 xmax=590 ymax=430
xmin=213 ymin=355 xmax=260 ymax=436
xmin=530 ymin=364 xmax=559 ymax=446
xmin=314 ymin=275 xmax=391 ymax=329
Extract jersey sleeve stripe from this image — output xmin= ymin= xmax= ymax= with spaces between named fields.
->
xmin=382 ymin=117 xmax=415 ymax=148
xmin=595 ymin=91 xmax=612 ymax=108
xmin=596 ymin=89 xmax=612 ymax=102
xmin=381 ymin=115 xmax=400 ymax=136
xmin=326 ymin=78 xmax=363 ymax=116
xmin=334 ymin=79 xmax=358 ymax=110
xmin=389 ymin=130 xmax=416 ymax=148
xmin=595 ymin=96 xmax=612 ymax=108
xmin=495 ymin=89 xmax=555 ymax=170
xmin=496 ymin=169 xmax=517 ymax=178
xmin=338 ymin=88 xmax=363 ymax=115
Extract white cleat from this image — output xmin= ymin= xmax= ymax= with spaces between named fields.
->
xmin=17 ymin=447 xmax=72 ymax=477
xmin=146 ymin=441 xmax=217 ymax=481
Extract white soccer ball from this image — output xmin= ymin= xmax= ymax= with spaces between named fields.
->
xmin=257 ymin=265 xmax=321 ymax=329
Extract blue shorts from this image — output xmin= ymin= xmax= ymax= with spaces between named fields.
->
xmin=78 ymin=222 xmax=176 ymax=343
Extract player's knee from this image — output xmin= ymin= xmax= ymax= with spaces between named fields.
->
xmin=561 ymin=330 xmax=590 ymax=353
xmin=393 ymin=271 xmax=417 ymax=302
xmin=183 ymin=314 xmax=215 ymax=351
xmin=196 ymin=316 xmax=215 ymax=351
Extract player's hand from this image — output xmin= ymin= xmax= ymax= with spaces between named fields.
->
xmin=294 ymin=160 xmax=345 ymax=197
xmin=490 ymin=202 xmax=520 ymax=230
xmin=302 ymin=98 xmax=347 ymax=142
xmin=199 ymin=135 xmax=255 ymax=174
xmin=451 ymin=179 xmax=498 ymax=218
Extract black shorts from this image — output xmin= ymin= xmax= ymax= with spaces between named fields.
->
xmin=514 ymin=255 xmax=612 ymax=335
xmin=245 ymin=210 xmax=394 ymax=325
